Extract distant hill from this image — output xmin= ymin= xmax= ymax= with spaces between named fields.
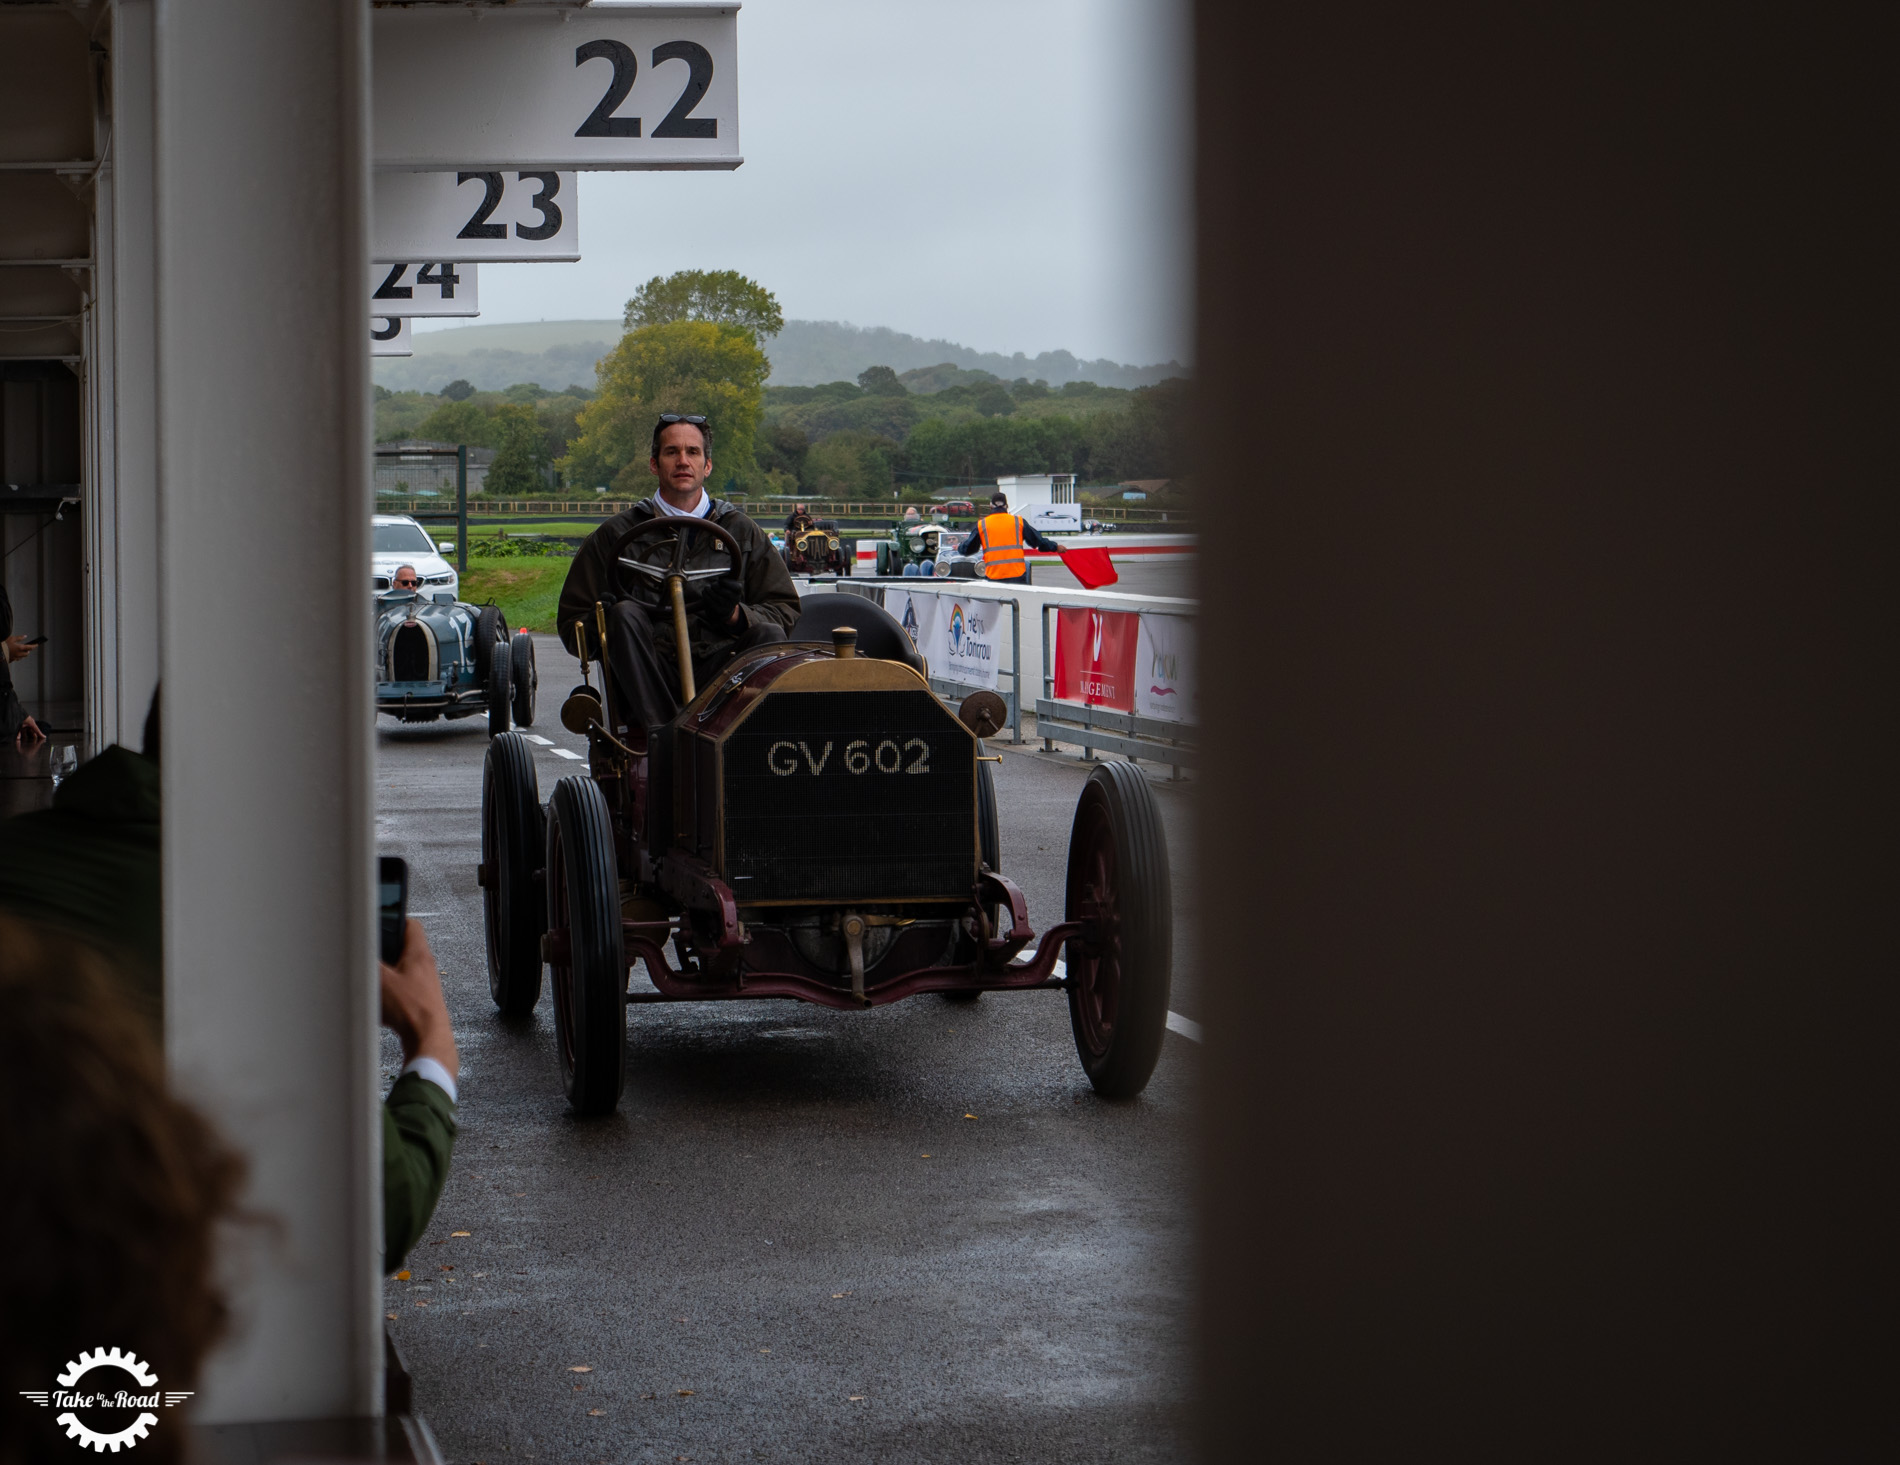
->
xmin=372 ymin=317 xmax=1186 ymax=394
xmin=764 ymin=321 xmax=1186 ymax=390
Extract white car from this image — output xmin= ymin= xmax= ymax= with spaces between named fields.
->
xmin=373 ymin=514 xmax=458 ymax=599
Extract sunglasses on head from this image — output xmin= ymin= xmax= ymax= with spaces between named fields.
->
xmin=657 ymin=413 xmax=709 ymax=426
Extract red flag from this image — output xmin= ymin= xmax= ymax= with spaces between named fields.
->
xmin=1059 ymin=546 xmax=1119 ymax=589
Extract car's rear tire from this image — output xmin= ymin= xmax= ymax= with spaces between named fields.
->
xmin=482 ymin=733 xmax=544 ymax=1017
xmin=510 ymin=632 xmax=537 ymax=727
xmin=474 ymin=604 xmax=505 ymax=679
xmin=1063 ymin=762 xmax=1172 ymax=1097
xmin=546 ymin=776 xmax=626 ymax=1116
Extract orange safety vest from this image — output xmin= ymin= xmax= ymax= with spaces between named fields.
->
xmin=978 ymin=511 xmax=1028 ymax=579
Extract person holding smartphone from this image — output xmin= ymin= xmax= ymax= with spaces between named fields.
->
xmin=2 ymin=581 xmax=46 ymax=749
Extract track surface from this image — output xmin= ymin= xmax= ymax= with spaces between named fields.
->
xmin=378 ymin=635 xmax=1196 ymax=1464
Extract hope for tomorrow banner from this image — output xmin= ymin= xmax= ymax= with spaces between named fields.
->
xmin=885 ymin=588 xmax=1001 ymax=691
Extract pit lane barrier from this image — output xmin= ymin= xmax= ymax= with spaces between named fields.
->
xmin=798 ymin=577 xmax=1024 ymax=744
xmin=1039 ymin=599 xmax=1197 ymax=777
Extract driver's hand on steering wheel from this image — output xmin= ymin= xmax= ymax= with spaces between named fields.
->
xmin=693 ymin=561 xmax=746 ymax=628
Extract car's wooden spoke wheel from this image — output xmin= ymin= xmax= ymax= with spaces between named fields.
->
xmin=546 ymin=775 xmax=627 ymax=1115
xmin=481 ymin=732 xmax=544 ymax=1018
xmin=1064 ymin=762 xmax=1173 ymax=1098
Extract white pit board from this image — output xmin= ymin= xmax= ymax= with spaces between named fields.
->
xmin=374 ymin=171 xmax=579 ymax=263
xmin=370 ymin=260 xmax=480 ymax=318
xmin=374 ymin=4 xmax=741 ymax=172
xmin=371 ymin=316 xmax=413 ymax=358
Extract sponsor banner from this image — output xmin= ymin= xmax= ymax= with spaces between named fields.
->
xmin=888 ymin=588 xmax=941 ymax=667
xmin=1135 ymin=611 xmax=1195 ymax=724
xmin=1053 ymin=607 xmax=1139 ymax=711
xmin=885 ymin=589 xmax=1001 ymax=690
xmin=941 ymin=596 xmax=1000 ymax=690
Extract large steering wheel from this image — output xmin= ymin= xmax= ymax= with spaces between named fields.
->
xmin=611 ymin=516 xmax=743 ymax=606
xmin=610 ymin=516 xmax=746 ymax=704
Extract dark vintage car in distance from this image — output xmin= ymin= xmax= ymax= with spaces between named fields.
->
xmin=782 ymin=521 xmax=852 ymax=577
xmin=375 ymin=588 xmax=537 ymax=736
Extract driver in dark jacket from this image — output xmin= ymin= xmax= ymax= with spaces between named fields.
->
xmin=558 ymin=415 xmax=800 ymax=734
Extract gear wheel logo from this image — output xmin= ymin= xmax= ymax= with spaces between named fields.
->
xmin=18 ymin=1348 xmax=192 ymax=1454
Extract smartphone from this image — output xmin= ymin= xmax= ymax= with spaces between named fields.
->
xmin=379 ymin=856 xmax=409 ymax=965
xmin=23 ymin=635 xmax=47 ymax=647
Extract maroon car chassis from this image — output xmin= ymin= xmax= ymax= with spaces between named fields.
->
xmin=540 ymin=860 xmax=1087 ymax=1013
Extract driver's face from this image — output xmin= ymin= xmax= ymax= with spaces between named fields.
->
xmin=393 ymin=566 xmax=419 ymax=590
xmin=651 ymin=424 xmax=712 ymax=500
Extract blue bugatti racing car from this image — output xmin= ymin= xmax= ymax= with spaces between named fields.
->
xmin=375 ymin=589 xmax=537 ymax=735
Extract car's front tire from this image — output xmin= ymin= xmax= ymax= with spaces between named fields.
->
xmin=1064 ymin=762 xmax=1173 ymax=1098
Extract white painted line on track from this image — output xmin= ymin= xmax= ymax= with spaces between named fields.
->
xmin=550 ymin=747 xmax=584 ymax=760
xmin=521 ymin=734 xmax=554 ymax=745
xmin=1165 ymin=1011 xmax=1203 ymax=1043
xmin=1036 ymin=952 xmax=1201 ymax=1043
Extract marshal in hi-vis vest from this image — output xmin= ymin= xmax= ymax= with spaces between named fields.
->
xmin=978 ymin=512 xmax=1027 ymax=579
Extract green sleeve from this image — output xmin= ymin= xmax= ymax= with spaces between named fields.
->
xmin=382 ymin=1072 xmax=457 ymax=1274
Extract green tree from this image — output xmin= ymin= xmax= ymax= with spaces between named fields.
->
xmin=412 ymin=398 xmax=498 ymax=448
xmin=801 ymin=431 xmax=896 ymax=499
xmin=440 ymin=378 xmax=476 ymax=401
xmin=622 ymin=269 xmax=783 ymax=345
xmin=483 ymin=403 xmax=546 ymax=497
xmin=857 ymin=364 xmax=907 ymax=397
xmin=560 ymin=319 xmax=770 ymax=494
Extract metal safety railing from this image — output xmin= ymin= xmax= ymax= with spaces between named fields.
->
xmin=816 ymin=578 xmax=1025 ymax=744
xmin=1038 ymin=599 xmax=1196 ymax=776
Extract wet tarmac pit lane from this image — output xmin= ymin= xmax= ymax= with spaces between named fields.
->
xmin=378 ymin=634 xmax=1198 ymax=1464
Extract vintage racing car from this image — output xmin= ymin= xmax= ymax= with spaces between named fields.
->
xmin=376 ymin=588 xmax=538 ymax=735
xmin=872 ymin=523 xmax=979 ymax=577
xmin=478 ymin=515 xmax=1173 ymax=1114
xmin=782 ymin=521 xmax=852 ymax=577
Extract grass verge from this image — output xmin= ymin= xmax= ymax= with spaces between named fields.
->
xmin=461 ymin=556 xmax=568 ymax=633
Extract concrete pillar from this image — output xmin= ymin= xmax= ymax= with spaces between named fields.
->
xmin=1195 ymin=8 xmax=1884 ymax=1456
xmin=94 ymin=0 xmax=160 ymax=750
xmin=154 ymin=0 xmax=378 ymax=1423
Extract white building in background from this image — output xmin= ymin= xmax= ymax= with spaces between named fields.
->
xmin=994 ymin=473 xmax=1082 ymax=532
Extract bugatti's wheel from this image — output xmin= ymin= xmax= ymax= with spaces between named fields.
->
xmin=875 ymin=542 xmax=893 ymax=575
xmin=546 ymin=776 xmax=626 ymax=1115
xmin=486 ymin=648 xmax=511 ymax=737
xmin=1063 ymin=762 xmax=1172 ymax=1097
xmin=510 ymin=631 xmax=538 ymax=727
xmin=481 ymin=732 xmax=544 ymax=1017
xmin=474 ymin=604 xmax=505 ymax=679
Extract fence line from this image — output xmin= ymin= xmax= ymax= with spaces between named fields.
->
xmin=1038 ymin=599 xmax=1197 ymax=775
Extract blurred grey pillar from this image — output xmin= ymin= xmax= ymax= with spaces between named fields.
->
xmin=1195 ymin=7 xmax=1885 ymax=1456
xmin=155 ymin=0 xmax=378 ymax=1422
xmin=98 ymin=0 xmax=159 ymax=749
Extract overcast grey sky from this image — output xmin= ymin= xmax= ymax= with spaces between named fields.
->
xmin=419 ymin=0 xmax=1192 ymax=367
